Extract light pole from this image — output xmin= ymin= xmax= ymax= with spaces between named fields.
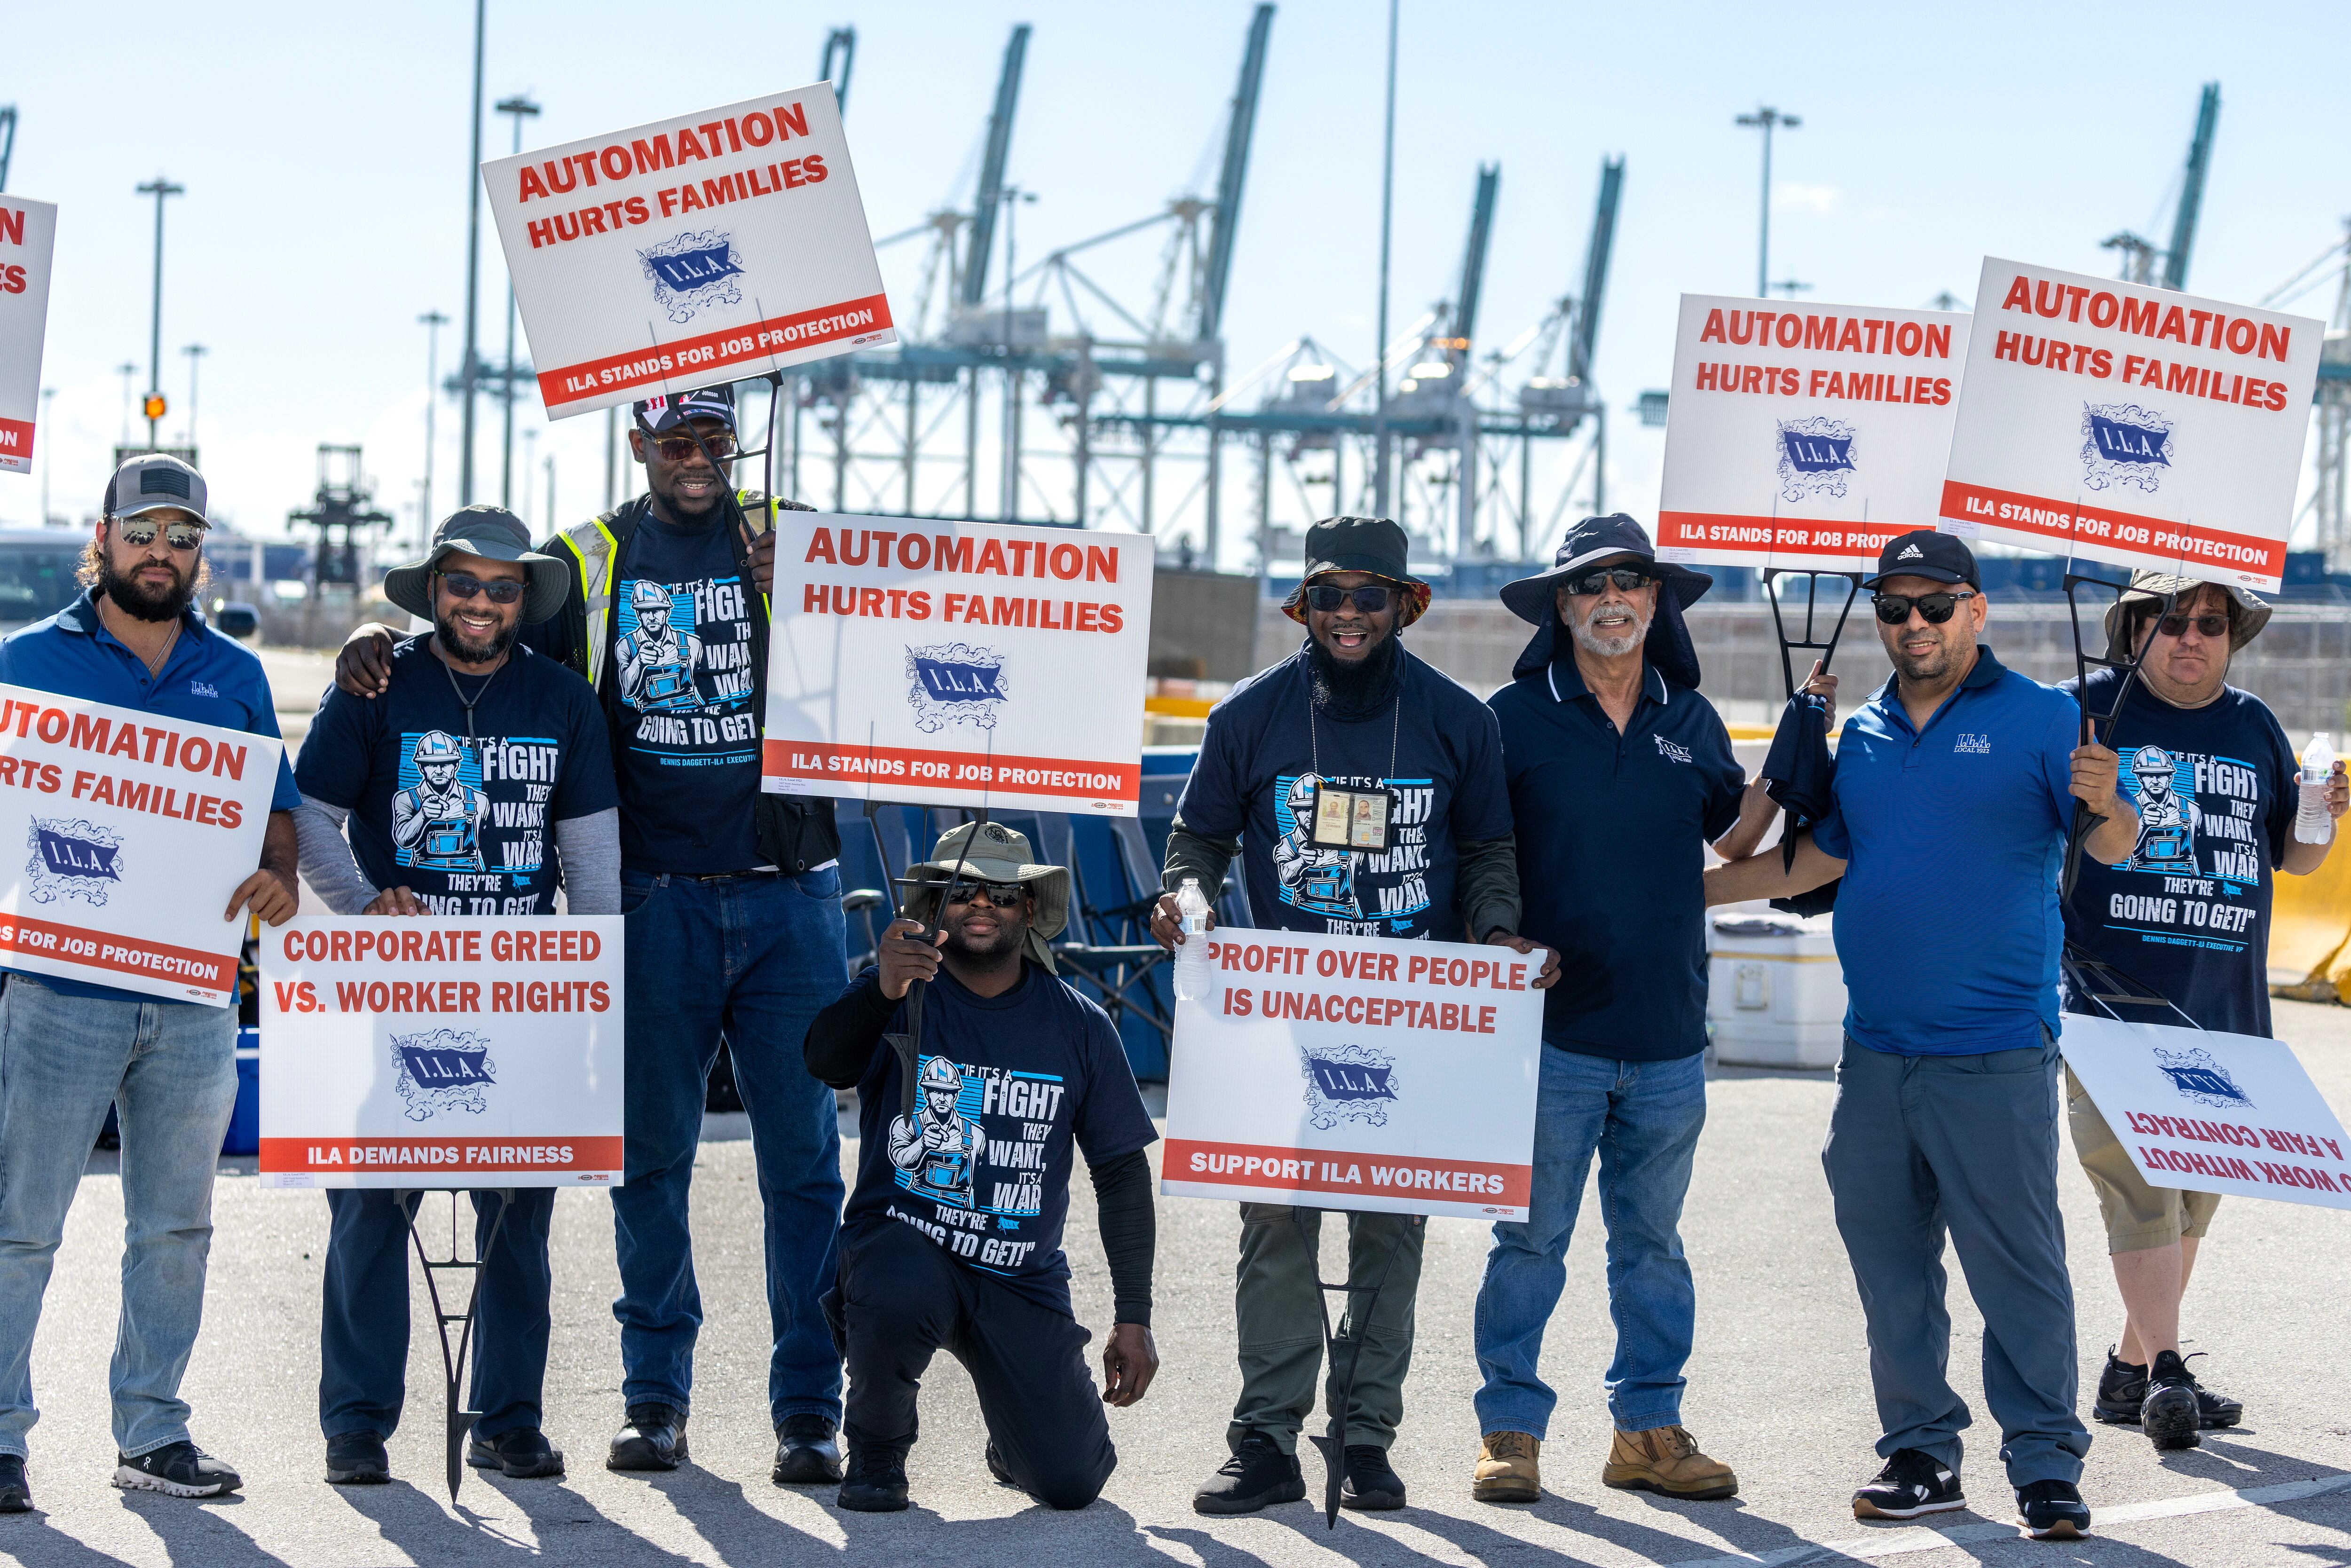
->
xmin=1371 ymin=0 xmax=1399 ymax=517
xmin=39 ymin=386 xmax=54 ymax=526
xmin=998 ymin=184 xmax=1035 ymax=525
xmin=116 ymin=362 xmax=137 ymax=449
xmin=495 ymin=94 xmax=541 ymax=510
xmin=135 ymin=176 xmax=184 ymax=451
xmin=458 ymin=0 xmax=487 ymax=505
xmin=181 ymin=343 xmax=206 ymax=453
xmin=1735 ymin=106 xmax=1799 ymax=299
xmin=418 ymin=310 xmax=450 ymax=543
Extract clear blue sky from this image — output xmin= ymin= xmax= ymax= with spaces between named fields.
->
xmin=6 ymin=0 xmax=2346 ymax=567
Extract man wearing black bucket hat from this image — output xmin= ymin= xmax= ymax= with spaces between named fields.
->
xmin=1469 ymin=516 xmax=1778 ymax=1507
xmin=1150 ymin=516 xmax=1557 ymax=1516
xmin=294 ymin=505 xmax=618 ymax=1485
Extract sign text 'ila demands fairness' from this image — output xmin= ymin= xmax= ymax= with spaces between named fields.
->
xmin=0 ymin=685 xmax=277 ymax=1006
xmin=761 ymin=517 xmax=1152 ymax=815
xmin=482 ymin=84 xmax=894 ymax=420
xmin=0 ymin=198 xmax=56 ymax=475
xmin=260 ymin=917 xmax=624 ymax=1189
xmin=1161 ymin=930 xmax=1543 ymax=1221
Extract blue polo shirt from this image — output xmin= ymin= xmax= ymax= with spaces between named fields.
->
xmin=1812 ymin=645 xmax=2077 ymax=1056
xmin=1490 ymin=647 xmax=1744 ymax=1060
xmin=0 ymin=589 xmax=300 ymax=1003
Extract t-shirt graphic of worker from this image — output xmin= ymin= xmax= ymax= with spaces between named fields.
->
xmin=2118 ymin=743 xmax=2258 ymax=883
xmin=612 ymin=573 xmax=757 ymax=755
xmin=890 ymin=1054 xmax=990 ymax=1210
xmin=392 ymin=729 xmax=491 ymax=873
xmin=1269 ymin=771 xmax=1436 ymax=924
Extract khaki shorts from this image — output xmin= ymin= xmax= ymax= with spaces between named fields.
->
xmin=2065 ymin=1066 xmax=2220 ymax=1253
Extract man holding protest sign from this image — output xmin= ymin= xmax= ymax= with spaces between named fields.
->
xmin=0 ymin=455 xmax=299 ymax=1511
xmin=803 ymin=821 xmax=1159 ymax=1513
xmin=1470 ymin=516 xmax=1778 ymax=1506
xmin=335 ymin=384 xmax=850 ymax=1484
xmin=1706 ymin=529 xmax=2136 ymax=1542
xmin=295 ymin=506 xmax=617 ymax=1486
xmin=2058 ymin=573 xmax=2345 ymax=1451
xmin=1150 ymin=515 xmax=1556 ymax=1515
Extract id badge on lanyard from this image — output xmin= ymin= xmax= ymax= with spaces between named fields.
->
xmin=1309 ymin=782 xmax=1398 ymax=851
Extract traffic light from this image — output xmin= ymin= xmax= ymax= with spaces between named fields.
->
xmin=142 ymin=394 xmax=167 ymax=422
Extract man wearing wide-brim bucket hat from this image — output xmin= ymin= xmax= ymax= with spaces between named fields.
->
xmin=803 ymin=820 xmax=1162 ymax=1513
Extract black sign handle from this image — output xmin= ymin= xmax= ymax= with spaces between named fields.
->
xmin=2058 ymin=572 xmax=2178 ymax=906
xmin=1761 ymin=569 xmax=1862 ymax=702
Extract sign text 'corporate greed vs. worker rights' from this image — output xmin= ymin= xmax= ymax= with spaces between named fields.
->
xmin=1656 ymin=295 xmax=1969 ymax=574
xmin=483 ymin=84 xmax=893 ymax=420
xmin=259 ymin=918 xmax=624 ymax=1189
xmin=0 ymin=686 xmax=277 ymax=1006
xmin=0 ymin=196 xmax=58 ymax=475
xmin=1938 ymin=258 xmax=2322 ymax=592
xmin=761 ymin=517 xmax=1152 ymax=815
xmin=1160 ymin=930 xmax=1542 ymax=1221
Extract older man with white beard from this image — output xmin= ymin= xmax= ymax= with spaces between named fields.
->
xmin=1466 ymin=516 xmax=1777 ymax=1507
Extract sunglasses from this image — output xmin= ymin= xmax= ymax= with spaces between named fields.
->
xmin=2152 ymin=612 xmax=2230 ymax=639
xmin=113 ymin=519 xmax=206 ymax=552
xmin=1563 ymin=567 xmax=1656 ymax=597
xmin=437 ymin=571 xmax=526 ymax=605
xmin=647 ymin=432 xmax=737 ymax=463
xmin=1303 ymin=584 xmax=1396 ymax=614
xmin=1873 ymin=590 xmax=1976 ymax=625
xmin=941 ymin=880 xmax=1027 ymax=908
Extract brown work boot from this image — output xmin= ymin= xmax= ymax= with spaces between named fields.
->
xmin=1602 ymin=1426 xmax=1738 ymax=1500
xmin=1471 ymin=1431 xmax=1541 ymax=1503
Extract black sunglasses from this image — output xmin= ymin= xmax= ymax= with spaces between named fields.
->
xmin=1563 ymin=567 xmax=1656 ymax=597
xmin=1873 ymin=590 xmax=1976 ymax=625
xmin=438 ymin=571 xmax=526 ymax=605
xmin=2152 ymin=612 xmax=2230 ymax=639
xmin=1304 ymin=584 xmax=1396 ymax=615
xmin=941 ymin=880 xmax=1027 ymax=908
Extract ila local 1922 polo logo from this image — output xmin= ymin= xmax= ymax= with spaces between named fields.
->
xmin=906 ymin=643 xmax=1007 ymax=734
xmin=1775 ymin=416 xmax=1857 ymax=504
xmin=2081 ymin=402 xmax=2173 ymax=494
xmin=391 ymin=1029 xmax=497 ymax=1121
xmin=25 ymin=818 xmax=125 ymax=906
xmin=640 ymin=229 xmax=745 ymax=324
xmin=2154 ymin=1045 xmax=2252 ymax=1111
xmin=1300 ymin=1042 xmax=1399 ymax=1131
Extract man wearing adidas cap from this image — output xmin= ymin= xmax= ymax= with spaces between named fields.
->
xmin=1707 ymin=528 xmax=2141 ymax=1542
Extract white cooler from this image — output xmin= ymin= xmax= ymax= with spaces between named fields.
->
xmin=1706 ymin=913 xmax=1846 ymax=1069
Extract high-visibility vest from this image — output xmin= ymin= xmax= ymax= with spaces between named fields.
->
xmin=548 ymin=490 xmax=775 ymax=692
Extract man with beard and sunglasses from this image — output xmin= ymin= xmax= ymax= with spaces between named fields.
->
xmin=1706 ymin=529 xmax=2139 ymax=1543
xmin=292 ymin=506 xmax=617 ymax=1486
xmin=333 ymin=384 xmax=850 ymax=1484
xmin=1149 ymin=515 xmax=1559 ymax=1517
xmin=803 ymin=822 xmax=1160 ymax=1513
xmin=0 ymin=455 xmax=301 ymax=1512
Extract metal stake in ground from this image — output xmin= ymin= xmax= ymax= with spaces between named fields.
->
xmin=394 ymin=1187 xmax=518 ymax=1499
xmin=1297 ymin=1207 xmax=1412 ymax=1528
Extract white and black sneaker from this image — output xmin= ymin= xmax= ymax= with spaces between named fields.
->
xmin=114 ymin=1442 xmax=241 ymax=1498
xmin=2017 ymin=1478 xmax=2091 ymax=1539
xmin=1853 ymin=1448 xmax=1964 ymax=1520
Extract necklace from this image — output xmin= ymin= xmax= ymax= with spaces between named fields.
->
xmin=439 ymin=644 xmax=507 ymax=747
xmin=139 ymin=620 xmax=181 ymax=678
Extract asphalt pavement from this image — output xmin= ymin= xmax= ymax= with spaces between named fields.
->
xmin=7 ymin=1006 xmax=2351 ymax=1567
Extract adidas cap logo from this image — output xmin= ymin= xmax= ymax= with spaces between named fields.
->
xmin=1897 ymin=543 xmax=1924 ymax=560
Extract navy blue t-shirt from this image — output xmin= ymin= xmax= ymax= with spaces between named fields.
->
xmin=843 ymin=962 xmax=1158 ymax=1317
xmin=1177 ymin=642 xmax=1514 ymax=940
xmin=2059 ymin=669 xmax=2297 ymax=1038
xmin=1491 ymin=651 xmax=1744 ymax=1060
xmin=297 ymin=637 xmax=616 ymax=915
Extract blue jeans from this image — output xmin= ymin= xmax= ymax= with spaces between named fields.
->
xmin=0 ymin=976 xmax=238 ymax=1458
xmin=613 ymin=866 xmax=848 ymax=1426
xmin=1473 ymin=1045 xmax=1706 ymax=1439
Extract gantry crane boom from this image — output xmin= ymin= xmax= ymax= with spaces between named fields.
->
xmin=1454 ymin=162 xmax=1500 ymax=352
xmin=961 ymin=24 xmax=1033 ymax=310
xmin=1199 ymin=4 xmax=1275 ymax=344
xmin=1568 ymin=156 xmax=1624 ymax=385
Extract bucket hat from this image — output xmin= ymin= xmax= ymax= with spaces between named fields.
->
xmin=1502 ymin=514 xmax=1712 ymax=690
xmin=899 ymin=820 xmax=1072 ymax=973
xmin=1279 ymin=516 xmax=1432 ymax=627
xmin=383 ymin=505 xmax=571 ymax=625
xmin=2101 ymin=570 xmax=2270 ymax=662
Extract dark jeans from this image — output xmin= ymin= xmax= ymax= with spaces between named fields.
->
xmin=612 ymin=866 xmax=848 ymax=1426
xmin=319 ymin=1188 xmax=556 ymax=1442
xmin=838 ymin=1220 xmax=1115 ymax=1510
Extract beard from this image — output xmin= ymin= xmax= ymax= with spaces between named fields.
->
xmin=942 ymin=912 xmax=1028 ymax=968
xmin=1569 ymin=600 xmax=1651 ymax=658
xmin=1308 ymin=629 xmax=1400 ymax=719
xmin=97 ymin=552 xmax=197 ymax=623
xmin=435 ymin=606 xmax=519 ymax=665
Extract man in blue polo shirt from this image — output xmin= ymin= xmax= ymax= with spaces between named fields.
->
xmin=0 ymin=456 xmax=300 ymax=1514
xmin=1470 ymin=516 xmax=1778 ymax=1508
xmin=1707 ymin=529 xmax=2138 ymax=1543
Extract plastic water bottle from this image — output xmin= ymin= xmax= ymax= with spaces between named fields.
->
xmin=2296 ymin=732 xmax=2335 ymax=844
xmin=1173 ymin=878 xmax=1217 ymax=1002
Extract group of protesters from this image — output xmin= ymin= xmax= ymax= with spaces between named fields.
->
xmin=0 ymin=382 xmax=2336 ymax=1546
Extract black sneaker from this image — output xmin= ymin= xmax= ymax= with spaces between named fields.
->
xmin=1339 ymin=1444 xmax=1406 ymax=1511
xmin=985 ymin=1442 xmax=1014 ymax=1487
xmin=2141 ymin=1351 xmax=2201 ymax=1451
xmin=607 ymin=1404 xmax=687 ymax=1472
xmin=1852 ymin=1448 xmax=1964 ymax=1520
xmin=773 ymin=1414 xmax=843 ymax=1486
xmin=0 ymin=1453 xmax=28 ymax=1513
xmin=324 ymin=1431 xmax=390 ymax=1485
xmin=2017 ymin=1478 xmax=2091 ymax=1540
xmin=2188 ymin=1355 xmax=2244 ymax=1429
xmin=836 ymin=1446 xmax=910 ymax=1512
xmin=2092 ymin=1347 xmax=2149 ymax=1424
xmin=1193 ymin=1430 xmax=1306 ymax=1515
xmin=467 ymin=1427 xmax=566 ymax=1479
xmin=113 ymin=1442 xmax=241 ymax=1498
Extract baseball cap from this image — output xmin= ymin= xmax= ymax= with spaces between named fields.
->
xmin=104 ymin=453 xmax=209 ymax=524
xmin=633 ymin=384 xmax=737 ymax=434
xmin=1862 ymin=529 xmax=1980 ymax=591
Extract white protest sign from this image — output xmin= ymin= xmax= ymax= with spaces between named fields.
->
xmin=0 ymin=197 xmax=58 ymax=474
xmin=482 ymin=84 xmax=894 ymax=421
xmin=0 ymin=685 xmax=276 ymax=1005
xmin=761 ymin=516 xmax=1152 ymax=815
xmin=1656 ymin=295 xmax=1968 ymax=573
xmin=2061 ymin=1013 xmax=2351 ymax=1210
xmin=1161 ymin=930 xmax=1542 ymax=1220
xmin=258 ymin=917 xmax=624 ymax=1189
xmin=1939 ymin=258 xmax=2322 ymax=592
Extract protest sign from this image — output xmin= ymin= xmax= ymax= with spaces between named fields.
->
xmin=761 ymin=516 xmax=1152 ymax=815
xmin=257 ymin=917 xmax=625 ymax=1189
xmin=1160 ymin=929 xmax=1543 ymax=1220
xmin=0 ymin=196 xmax=58 ymax=475
xmin=1657 ymin=295 xmax=1969 ymax=573
xmin=2061 ymin=1012 xmax=2351 ymax=1211
xmin=483 ymin=84 xmax=894 ymax=421
xmin=0 ymin=685 xmax=276 ymax=1005
xmin=1939 ymin=258 xmax=2322 ymax=592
